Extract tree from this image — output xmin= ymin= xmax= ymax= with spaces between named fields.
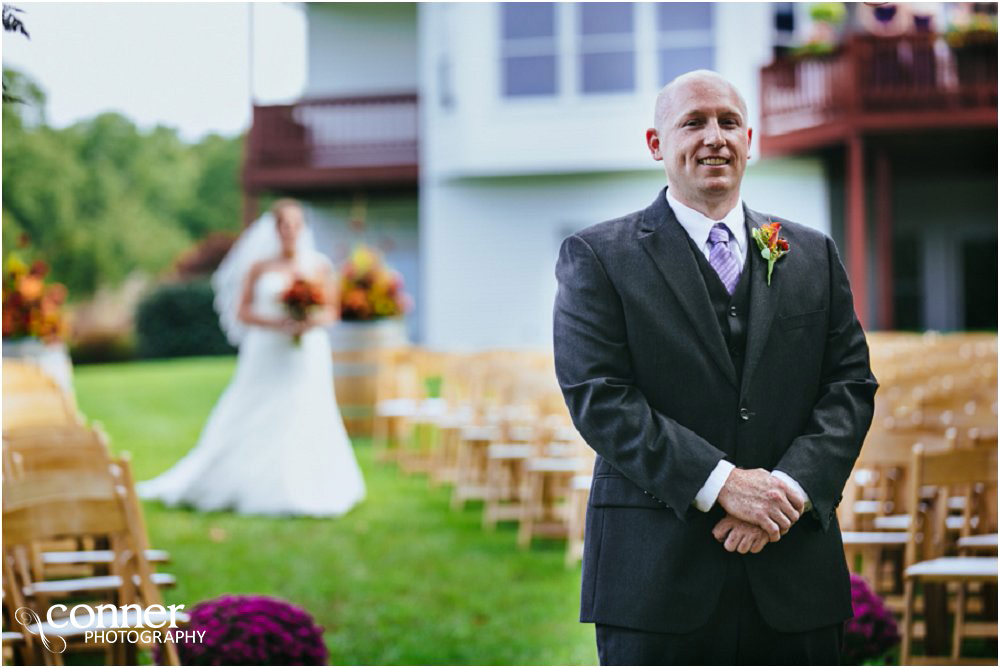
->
xmin=2 ymin=4 xmax=30 ymax=103
xmin=2 ymin=68 xmax=245 ymax=299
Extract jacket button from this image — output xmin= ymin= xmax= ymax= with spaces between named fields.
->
xmin=739 ymin=407 xmax=751 ymax=421
xmin=729 ymin=305 xmax=737 ymax=317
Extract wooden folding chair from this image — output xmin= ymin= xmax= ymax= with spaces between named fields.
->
xmin=517 ymin=435 xmax=588 ymax=549
xmin=3 ymin=433 xmax=174 ymax=602
xmin=4 ymin=466 xmax=185 ymax=666
xmin=900 ymin=444 xmax=998 ymax=665
xmin=371 ymin=347 xmax=420 ymax=462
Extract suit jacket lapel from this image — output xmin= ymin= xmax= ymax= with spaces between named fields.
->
xmin=638 ymin=189 xmax=738 ymax=390
xmin=740 ymin=206 xmax=785 ymax=398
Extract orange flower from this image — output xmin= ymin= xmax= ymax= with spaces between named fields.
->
xmin=18 ymin=276 xmax=44 ymax=301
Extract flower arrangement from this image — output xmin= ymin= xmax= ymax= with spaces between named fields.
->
xmin=842 ymin=574 xmax=900 ymax=665
xmin=281 ymin=277 xmax=326 ymax=345
xmin=790 ymin=3 xmax=846 ymax=58
xmin=2 ymin=253 xmax=69 ymax=342
xmin=945 ymin=11 xmax=998 ymax=48
xmin=154 ymin=595 xmax=328 ymax=666
xmin=338 ymin=244 xmax=411 ymax=321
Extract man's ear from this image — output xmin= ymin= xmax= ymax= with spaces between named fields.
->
xmin=747 ymin=127 xmax=753 ymax=156
xmin=646 ymin=128 xmax=662 ymax=161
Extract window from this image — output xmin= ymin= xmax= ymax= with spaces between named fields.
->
xmin=578 ymin=3 xmax=635 ymax=94
xmin=655 ymin=3 xmax=714 ymax=86
xmin=772 ymin=2 xmax=797 ymax=58
xmin=501 ymin=3 xmax=558 ymax=97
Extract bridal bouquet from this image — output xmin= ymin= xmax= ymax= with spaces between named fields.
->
xmin=281 ymin=277 xmax=325 ymax=345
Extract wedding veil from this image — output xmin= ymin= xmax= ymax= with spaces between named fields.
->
xmin=212 ymin=210 xmax=320 ymax=347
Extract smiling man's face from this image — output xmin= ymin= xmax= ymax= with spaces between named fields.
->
xmin=649 ymin=74 xmax=752 ymax=209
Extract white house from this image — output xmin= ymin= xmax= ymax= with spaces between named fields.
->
xmin=244 ymin=2 xmax=997 ymax=347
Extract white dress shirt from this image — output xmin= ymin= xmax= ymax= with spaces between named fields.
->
xmin=664 ymin=190 xmax=812 ymax=514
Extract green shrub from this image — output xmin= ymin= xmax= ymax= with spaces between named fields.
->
xmin=135 ymin=280 xmax=235 ymax=359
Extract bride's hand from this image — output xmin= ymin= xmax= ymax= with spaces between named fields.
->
xmin=278 ymin=318 xmax=303 ymax=336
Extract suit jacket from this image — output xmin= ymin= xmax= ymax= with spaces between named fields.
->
xmin=552 ymin=187 xmax=878 ymax=634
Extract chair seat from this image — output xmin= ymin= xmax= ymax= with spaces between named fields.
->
xmin=414 ymin=398 xmax=448 ymax=420
xmin=507 ymin=425 xmax=535 ymax=443
xmin=487 ymin=443 xmax=533 ymax=459
xmin=527 ymin=458 xmax=583 ymax=473
xmin=42 ymin=549 xmax=170 ymax=565
xmin=841 ymin=531 xmax=909 ymax=545
xmin=853 ymin=500 xmax=881 ymax=514
xmin=957 ymin=534 xmax=999 ymax=549
xmin=375 ymin=398 xmax=418 ymax=417
xmin=23 ymin=572 xmax=176 ymax=596
xmin=553 ymin=425 xmax=579 ymax=442
xmin=874 ymin=514 xmax=979 ymax=531
xmin=461 ymin=425 xmax=500 ymax=441
xmin=25 ymin=609 xmax=191 ymax=638
xmin=545 ymin=442 xmax=577 ymax=458
xmin=905 ymin=557 xmax=998 ymax=580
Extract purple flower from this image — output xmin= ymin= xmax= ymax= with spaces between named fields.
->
xmin=842 ymin=574 xmax=900 ymax=665
xmin=153 ymin=595 xmax=328 ymax=665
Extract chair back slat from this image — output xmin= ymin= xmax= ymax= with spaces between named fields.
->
xmin=3 ymin=471 xmax=129 ymax=544
xmin=917 ymin=446 xmax=998 ymax=488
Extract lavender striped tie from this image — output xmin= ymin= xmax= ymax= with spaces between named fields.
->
xmin=708 ymin=223 xmax=741 ymax=295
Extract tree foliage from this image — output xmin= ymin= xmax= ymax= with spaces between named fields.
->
xmin=2 ymin=67 xmax=245 ymax=299
xmin=2 ymin=4 xmax=29 ymax=103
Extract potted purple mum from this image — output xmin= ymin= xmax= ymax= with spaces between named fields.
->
xmin=155 ymin=595 xmax=328 ymax=665
xmin=843 ymin=574 xmax=900 ymax=665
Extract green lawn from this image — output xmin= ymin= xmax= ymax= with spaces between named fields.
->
xmin=74 ymin=357 xmax=597 ymax=665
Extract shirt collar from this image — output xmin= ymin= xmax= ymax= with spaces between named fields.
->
xmin=665 ymin=188 xmax=746 ymax=253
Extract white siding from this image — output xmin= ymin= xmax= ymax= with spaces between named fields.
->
xmin=305 ymin=3 xmax=418 ymax=97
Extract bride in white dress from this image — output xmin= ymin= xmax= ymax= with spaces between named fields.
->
xmin=137 ymin=199 xmax=366 ymax=516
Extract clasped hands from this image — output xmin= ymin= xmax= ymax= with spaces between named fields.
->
xmin=712 ymin=468 xmax=805 ymax=555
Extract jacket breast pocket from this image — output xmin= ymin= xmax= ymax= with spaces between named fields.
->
xmin=778 ymin=308 xmax=827 ymax=332
xmin=589 ymin=474 xmax=670 ymax=510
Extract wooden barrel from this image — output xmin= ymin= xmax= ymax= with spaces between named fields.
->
xmin=329 ymin=319 xmax=409 ymax=437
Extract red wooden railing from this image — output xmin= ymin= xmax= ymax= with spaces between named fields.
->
xmin=244 ymin=93 xmax=419 ymax=191
xmin=761 ymin=33 xmax=997 ymax=146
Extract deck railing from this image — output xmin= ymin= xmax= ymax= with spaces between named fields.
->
xmin=244 ymin=93 xmax=419 ymax=190
xmin=761 ymin=33 xmax=997 ymax=141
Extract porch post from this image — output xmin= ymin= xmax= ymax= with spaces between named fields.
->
xmin=846 ymin=133 xmax=869 ymax=328
xmin=242 ymin=191 xmax=259 ymax=228
xmin=874 ymin=146 xmax=894 ymax=330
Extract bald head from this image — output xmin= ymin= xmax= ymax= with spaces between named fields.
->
xmin=653 ymin=70 xmax=748 ymax=130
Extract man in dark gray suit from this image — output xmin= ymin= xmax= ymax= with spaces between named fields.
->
xmin=553 ymin=70 xmax=878 ymax=664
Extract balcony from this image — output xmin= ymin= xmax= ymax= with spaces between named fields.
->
xmin=243 ymin=93 xmax=419 ymax=193
xmin=760 ymin=33 xmax=997 ymax=156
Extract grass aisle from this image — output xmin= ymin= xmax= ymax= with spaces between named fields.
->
xmin=75 ymin=357 xmax=597 ymax=665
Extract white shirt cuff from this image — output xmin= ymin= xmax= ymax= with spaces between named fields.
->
xmin=693 ymin=460 xmax=735 ymax=512
xmin=771 ymin=470 xmax=813 ymax=512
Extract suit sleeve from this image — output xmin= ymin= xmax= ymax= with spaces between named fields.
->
xmin=553 ymin=234 xmax=728 ymax=519
xmin=773 ymin=236 xmax=879 ymax=530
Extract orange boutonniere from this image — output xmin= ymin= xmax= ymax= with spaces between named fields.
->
xmin=750 ymin=221 xmax=790 ymax=286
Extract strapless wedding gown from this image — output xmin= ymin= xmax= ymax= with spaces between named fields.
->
xmin=137 ymin=270 xmax=366 ymax=517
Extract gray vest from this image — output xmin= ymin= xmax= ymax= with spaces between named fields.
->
xmin=685 ymin=234 xmax=753 ymax=387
